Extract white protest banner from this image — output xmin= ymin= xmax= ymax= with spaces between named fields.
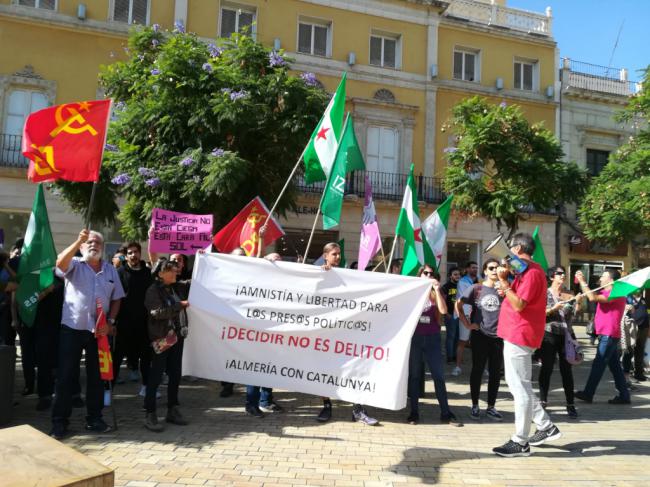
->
xmin=150 ymin=208 xmax=213 ymax=255
xmin=183 ymin=253 xmax=432 ymax=410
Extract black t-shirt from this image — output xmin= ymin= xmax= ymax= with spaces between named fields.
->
xmin=459 ymin=283 xmax=502 ymax=337
xmin=441 ymin=280 xmax=458 ymax=314
xmin=118 ymin=261 xmax=154 ymax=322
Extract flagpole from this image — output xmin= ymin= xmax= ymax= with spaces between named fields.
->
xmin=385 ymin=235 xmax=399 ymax=274
xmin=303 ymin=191 xmax=326 ymax=261
xmin=85 ymin=181 xmax=98 ymax=230
xmin=267 ymin=146 xmax=307 ymax=220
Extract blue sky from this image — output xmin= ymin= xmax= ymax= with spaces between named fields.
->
xmin=508 ymin=0 xmax=648 ymax=81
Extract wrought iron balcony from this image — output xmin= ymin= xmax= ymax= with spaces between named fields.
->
xmin=0 ymin=134 xmax=29 ymax=168
xmin=561 ymin=59 xmax=639 ymax=96
xmin=296 ymin=170 xmax=447 ymax=204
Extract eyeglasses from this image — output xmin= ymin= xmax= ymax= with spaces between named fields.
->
xmin=486 ymin=266 xmax=498 ymax=271
xmin=555 ymin=272 xmax=566 ymax=276
xmin=422 ymin=271 xmax=435 ymax=277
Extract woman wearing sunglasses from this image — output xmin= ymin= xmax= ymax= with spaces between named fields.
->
xmin=538 ymin=266 xmax=581 ymax=418
xmin=407 ymin=265 xmax=462 ymax=426
xmin=456 ymin=258 xmax=505 ymax=421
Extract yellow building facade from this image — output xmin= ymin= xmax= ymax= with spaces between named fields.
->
xmin=1 ymin=0 xmax=562 ymax=271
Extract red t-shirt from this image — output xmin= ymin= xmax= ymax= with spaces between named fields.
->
xmin=497 ymin=260 xmax=547 ymax=348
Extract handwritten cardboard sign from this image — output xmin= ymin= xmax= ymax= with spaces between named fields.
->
xmin=150 ymin=208 xmax=213 ymax=255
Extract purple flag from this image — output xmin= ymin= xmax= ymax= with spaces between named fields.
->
xmin=358 ymin=174 xmax=382 ymax=270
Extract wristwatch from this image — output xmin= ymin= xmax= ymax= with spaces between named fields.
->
xmin=108 ymin=318 xmax=116 ymax=325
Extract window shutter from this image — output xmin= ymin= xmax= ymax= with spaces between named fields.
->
xmin=298 ymin=23 xmax=312 ymax=53
xmin=523 ymin=63 xmax=533 ymax=90
xmin=514 ymin=62 xmax=522 ymax=89
xmin=113 ymin=0 xmax=129 ymax=22
xmin=132 ymin=0 xmax=148 ymax=24
xmin=40 ymin=0 xmax=56 ymax=9
xmin=383 ymin=39 xmax=396 ymax=68
xmin=220 ymin=8 xmax=237 ymax=37
xmin=453 ymin=52 xmax=463 ymax=79
xmin=464 ymin=53 xmax=475 ymax=81
xmin=313 ymin=25 xmax=328 ymax=56
xmin=370 ymin=36 xmax=382 ymax=66
xmin=239 ymin=11 xmax=254 ymax=33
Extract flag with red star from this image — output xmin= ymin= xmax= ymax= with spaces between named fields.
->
xmin=302 ymin=73 xmax=346 ymax=184
xmin=395 ymin=164 xmax=429 ymax=276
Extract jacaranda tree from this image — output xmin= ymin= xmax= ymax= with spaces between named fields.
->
xmin=56 ymin=24 xmax=329 ymax=240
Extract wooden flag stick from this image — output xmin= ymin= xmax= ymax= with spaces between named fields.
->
xmin=385 ymin=234 xmax=399 ymax=274
xmin=303 ymin=191 xmax=326 ymax=261
xmin=84 ymin=181 xmax=98 ymax=230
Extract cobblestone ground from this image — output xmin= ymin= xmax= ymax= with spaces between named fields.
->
xmin=7 ymin=328 xmax=650 ymax=487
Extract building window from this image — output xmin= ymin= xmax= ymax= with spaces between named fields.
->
xmin=370 ymin=32 xmax=400 ymax=69
xmin=514 ymin=60 xmax=536 ymax=91
xmin=586 ymin=149 xmax=610 ymax=177
xmin=446 ymin=241 xmax=480 ymax=271
xmin=298 ymin=19 xmax=331 ymax=57
xmin=2 ymin=89 xmax=48 ymax=165
xmin=219 ymin=3 xmax=256 ymax=38
xmin=453 ymin=49 xmax=478 ymax=82
xmin=366 ymin=126 xmax=399 ymax=196
xmin=112 ymin=0 xmax=149 ymax=25
xmin=17 ymin=0 xmax=56 ymax=9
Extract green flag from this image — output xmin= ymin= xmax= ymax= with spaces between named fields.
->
xmin=396 ymin=164 xmax=428 ymax=276
xmin=532 ymin=226 xmax=549 ymax=272
xmin=321 ymin=114 xmax=365 ymax=230
xmin=421 ymin=194 xmax=453 ymax=272
xmin=609 ymin=267 xmax=650 ymax=299
xmin=16 ymin=184 xmax=57 ymax=326
xmin=338 ymin=238 xmax=347 ymax=268
xmin=303 ymin=73 xmax=347 ymax=184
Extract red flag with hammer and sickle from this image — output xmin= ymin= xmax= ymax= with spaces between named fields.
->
xmin=212 ymin=197 xmax=285 ymax=256
xmin=95 ymin=297 xmax=114 ymax=381
xmin=22 ymin=99 xmax=112 ymax=183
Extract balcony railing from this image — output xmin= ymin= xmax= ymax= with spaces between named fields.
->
xmin=561 ymin=59 xmax=639 ymax=96
xmin=296 ymin=170 xmax=447 ymax=204
xmin=0 ymin=134 xmax=29 ymax=168
xmin=445 ymin=0 xmax=552 ymax=36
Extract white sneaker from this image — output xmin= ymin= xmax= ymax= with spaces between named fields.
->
xmin=483 ymin=369 xmax=490 ymax=378
xmin=451 ymin=366 xmax=462 ymax=376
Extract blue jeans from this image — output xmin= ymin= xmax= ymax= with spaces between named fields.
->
xmin=583 ymin=335 xmax=630 ymax=401
xmin=444 ymin=316 xmax=459 ymax=360
xmin=246 ymin=386 xmax=273 ymax=408
xmin=408 ymin=333 xmax=450 ymax=417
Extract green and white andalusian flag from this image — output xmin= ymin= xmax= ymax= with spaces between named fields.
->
xmin=303 ymin=73 xmax=347 ymax=184
xmin=16 ymin=183 xmax=56 ymax=326
xmin=609 ymin=267 xmax=650 ymax=300
xmin=396 ymin=164 xmax=428 ymax=276
xmin=321 ymin=114 xmax=365 ymax=229
xmin=421 ymin=194 xmax=453 ymax=272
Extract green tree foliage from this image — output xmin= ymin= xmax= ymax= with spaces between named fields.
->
xmin=578 ymin=68 xmax=650 ymax=246
xmin=442 ymin=96 xmax=587 ymax=239
xmin=55 ymin=25 xmax=328 ymax=240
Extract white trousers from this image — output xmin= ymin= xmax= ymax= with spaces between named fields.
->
xmin=503 ymin=341 xmax=553 ymax=445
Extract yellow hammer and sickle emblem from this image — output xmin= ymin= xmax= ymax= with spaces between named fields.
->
xmin=30 ymin=144 xmax=59 ymax=176
xmin=98 ymin=349 xmax=112 ymax=373
xmin=246 ymin=208 xmax=266 ymax=229
xmin=49 ymin=102 xmax=98 ymax=138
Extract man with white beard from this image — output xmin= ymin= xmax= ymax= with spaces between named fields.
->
xmin=50 ymin=229 xmax=125 ymax=440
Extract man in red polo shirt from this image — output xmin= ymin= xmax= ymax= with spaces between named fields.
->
xmin=492 ymin=233 xmax=562 ymax=457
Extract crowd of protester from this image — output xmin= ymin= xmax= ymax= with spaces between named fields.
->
xmin=1 ymin=229 xmax=648 ymax=457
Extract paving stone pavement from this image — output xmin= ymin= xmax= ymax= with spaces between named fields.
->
xmin=7 ymin=328 xmax=650 ymax=487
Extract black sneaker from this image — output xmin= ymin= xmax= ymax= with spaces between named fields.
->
xmin=608 ymin=395 xmax=631 ymax=405
xmin=633 ymin=374 xmax=647 ymax=382
xmin=259 ymin=402 xmax=284 ymax=413
xmin=220 ymin=383 xmax=234 ymax=398
xmin=470 ymin=405 xmax=481 ymax=421
xmin=528 ymin=425 xmax=562 ymax=446
xmin=406 ymin=412 xmax=419 ymax=425
xmin=85 ymin=419 xmax=112 ymax=433
xmin=485 ymin=407 xmax=503 ymax=421
xmin=566 ymin=405 xmax=578 ymax=419
xmin=441 ymin=413 xmax=464 ymax=427
xmin=166 ymin=406 xmax=189 ymax=425
xmin=144 ymin=412 xmax=164 ymax=432
xmin=493 ymin=440 xmax=531 ymax=457
xmin=245 ymin=405 xmax=265 ymax=418
xmin=317 ymin=402 xmax=332 ymax=422
xmin=50 ymin=423 xmax=69 ymax=440
xmin=574 ymin=390 xmax=592 ymax=403
xmin=351 ymin=406 xmax=379 ymax=426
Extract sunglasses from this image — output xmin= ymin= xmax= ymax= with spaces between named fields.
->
xmin=486 ymin=266 xmax=498 ymax=271
xmin=422 ymin=271 xmax=435 ymax=277
xmin=555 ymin=272 xmax=566 ymax=276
